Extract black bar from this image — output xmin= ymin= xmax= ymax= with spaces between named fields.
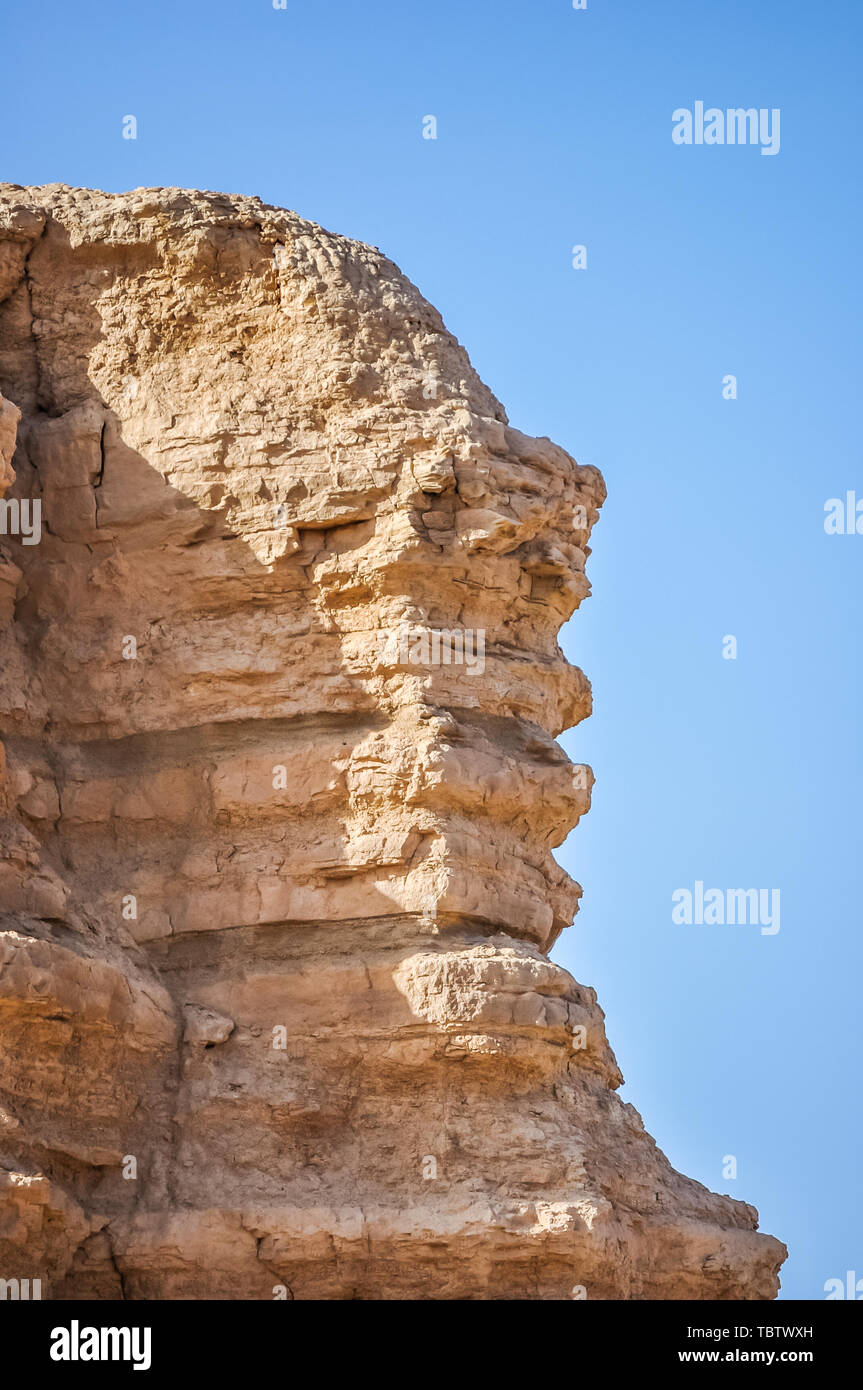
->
xmin=3 ymin=1298 xmax=858 ymax=1376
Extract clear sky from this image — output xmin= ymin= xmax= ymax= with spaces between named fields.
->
xmin=5 ymin=0 xmax=861 ymax=1301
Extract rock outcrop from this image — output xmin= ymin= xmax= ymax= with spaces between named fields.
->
xmin=0 ymin=184 xmax=786 ymax=1299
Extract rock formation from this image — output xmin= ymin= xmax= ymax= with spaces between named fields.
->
xmin=0 ymin=184 xmax=786 ymax=1299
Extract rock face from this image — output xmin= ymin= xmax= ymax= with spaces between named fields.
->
xmin=0 ymin=184 xmax=786 ymax=1299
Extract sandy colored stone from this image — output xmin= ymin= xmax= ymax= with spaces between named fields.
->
xmin=0 ymin=184 xmax=786 ymax=1299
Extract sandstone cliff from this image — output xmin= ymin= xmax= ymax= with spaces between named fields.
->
xmin=0 ymin=184 xmax=786 ymax=1299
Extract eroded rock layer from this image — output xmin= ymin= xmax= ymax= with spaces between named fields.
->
xmin=0 ymin=185 xmax=785 ymax=1299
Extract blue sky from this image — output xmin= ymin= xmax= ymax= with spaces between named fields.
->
xmin=5 ymin=0 xmax=861 ymax=1299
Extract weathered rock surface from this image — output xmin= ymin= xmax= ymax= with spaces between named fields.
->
xmin=0 ymin=184 xmax=786 ymax=1299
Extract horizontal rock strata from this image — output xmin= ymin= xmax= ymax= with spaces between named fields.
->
xmin=0 ymin=184 xmax=786 ymax=1298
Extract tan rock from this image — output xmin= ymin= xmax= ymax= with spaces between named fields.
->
xmin=0 ymin=184 xmax=785 ymax=1299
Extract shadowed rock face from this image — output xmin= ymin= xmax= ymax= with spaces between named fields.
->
xmin=0 ymin=184 xmax=785 ymax=1300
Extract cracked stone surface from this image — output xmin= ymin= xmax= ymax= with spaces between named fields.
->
xmin=0 ymin=184 xmax=786 ymax=1299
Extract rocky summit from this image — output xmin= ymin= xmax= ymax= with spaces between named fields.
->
xmin=0 ymin=185 xmax=786 ymax=1299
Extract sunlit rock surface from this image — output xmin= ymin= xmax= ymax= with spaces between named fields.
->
xmin=0 ymin=185 xmax=786 ymax=1299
